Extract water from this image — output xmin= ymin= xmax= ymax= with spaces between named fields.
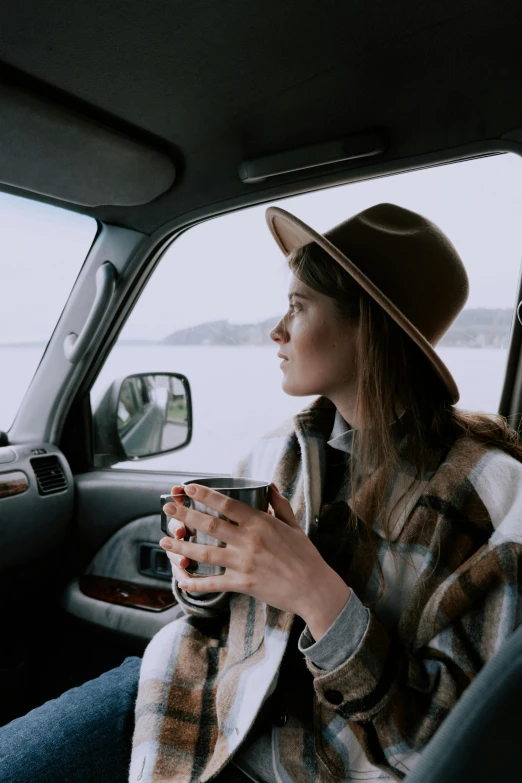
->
xmin=0 ymin=344 xmax=509 ymax=475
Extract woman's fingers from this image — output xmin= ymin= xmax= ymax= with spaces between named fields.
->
xmin=165 ymin=517 xmax=186 ymax=538
xmin=167 ymin=537 xmax=231 ymax=568
xmin=268 ymin=483 xmax=300 ymax=529
xmin=163 ymin=502 xmax=237 ymax=544
xmin=165 ymin=486 xmax=188 ymax=538
xmin=174 ymin=521 xmax=186 ymax=538
xmin=163 ymin=486 xmax=192 ymax=571
xmin=165 ymin=549 xmax=191 ymax=574
xmin=166 ymin=485 xmax=202 ymax=538
xmin=170 ymin=485 xmax=186 ymax=504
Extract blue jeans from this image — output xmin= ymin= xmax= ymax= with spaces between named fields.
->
xmin=0 ymin=655 xmax=251 ymax=783
xmin=0 ymin=655 xmax=142 ymax=783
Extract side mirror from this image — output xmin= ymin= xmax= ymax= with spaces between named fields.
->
xmin=93 ymin=372 xmax=192 ymax=467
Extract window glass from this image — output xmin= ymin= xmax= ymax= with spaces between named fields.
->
xmin=91 ymin=153 xmax=522 ymax=473
xmin=0 ymin=194 xmax=97 ymax=432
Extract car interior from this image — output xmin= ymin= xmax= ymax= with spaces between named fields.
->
xmin=1 ymin=1 xmax=522 ymax=779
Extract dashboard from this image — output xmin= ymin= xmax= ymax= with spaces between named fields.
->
xmin=0 ymin=443 xmax=74 ymax=570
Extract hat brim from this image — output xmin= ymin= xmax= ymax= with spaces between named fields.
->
xmin=266 ymin=205 xmax=460 ymax=404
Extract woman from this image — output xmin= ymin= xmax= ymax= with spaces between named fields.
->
xmin=132 ymin=203 xmax=522 ymax=782
xmin=2 ymin=203 xmax=522 ymax=783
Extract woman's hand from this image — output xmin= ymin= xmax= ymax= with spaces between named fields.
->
xmin=159 ymin=482 xmax=351 ymax=632
xmin=162 ymin=485 xmax=192 ymax=582
xmin=162 ymin=484 xmax=279 ymax=587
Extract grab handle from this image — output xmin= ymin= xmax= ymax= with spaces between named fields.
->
xmin=64 ymin=261 xmax=117 ymax=364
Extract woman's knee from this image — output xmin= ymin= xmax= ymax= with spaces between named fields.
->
xmin=0 ymin=655 xmax=142 ymax=783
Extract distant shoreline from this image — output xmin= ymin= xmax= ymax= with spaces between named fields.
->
xmin=0 ymin=307 xmax=514 ymax=350
xmin=0 ymin=340 xmax=163 ymax=348
xmin=0 ymin=341 xmax=511 ymax=350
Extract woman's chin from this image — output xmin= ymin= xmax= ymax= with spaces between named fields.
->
xmin=282 ymin=378 xmax=318 ymax=397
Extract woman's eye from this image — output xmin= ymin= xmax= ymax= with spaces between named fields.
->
xmin=289 ymin=303 xmax=301 ymax=314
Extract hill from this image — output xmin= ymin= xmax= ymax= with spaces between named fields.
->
xmin=163 ymin=308 xmax=514 ymax=348
xmin=163 ymin=316 xmax=280 ymax=346
xmin=439 ymin=308 xmax=513 ymax=348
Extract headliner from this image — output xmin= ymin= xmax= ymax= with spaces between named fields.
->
xmin=0 ymin=0 xmax=521 ymax=234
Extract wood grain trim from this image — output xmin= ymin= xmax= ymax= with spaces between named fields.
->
xmin=0 ymin=471 xmax=29 ymax=499
xmin=79 ymin=574 xmax=177 ymax=612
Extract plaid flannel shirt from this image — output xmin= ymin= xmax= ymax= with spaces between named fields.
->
xmin=130 ymin=396 xmax=522 ymax=782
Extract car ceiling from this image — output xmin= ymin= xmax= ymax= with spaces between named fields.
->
xmin=0 ymin=0 xmax=521 ymax=235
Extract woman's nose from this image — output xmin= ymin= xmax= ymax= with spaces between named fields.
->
xmin=270 ymin=316 xmax=288 ymax=343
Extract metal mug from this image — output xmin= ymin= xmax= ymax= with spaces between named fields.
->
xmin=160 ymin=477 xmax=270 ymax=576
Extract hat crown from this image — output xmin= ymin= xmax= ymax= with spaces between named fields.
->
xmin=324 ymin=203 xmax=469 ymax=344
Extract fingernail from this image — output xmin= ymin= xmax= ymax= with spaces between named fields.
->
xmin=178 ymin=581 xmax=188 ymax=590
xmin=271 ymin=482 xmax=279 ymax=491
xmin=161 ymin=538 xmax=172 ymax=549
xmin=185 ymin=484 xmax=196 ymax=496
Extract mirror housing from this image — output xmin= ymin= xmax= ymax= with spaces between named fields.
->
xmin=93 ymin=372 xmax=192 ymax=468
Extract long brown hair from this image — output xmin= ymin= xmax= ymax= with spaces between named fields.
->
xmin=289 ymin=241 xmax=522 ymax=561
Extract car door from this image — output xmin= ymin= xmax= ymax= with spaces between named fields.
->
xmin=2 ymin=151 xmax=522 ymax=727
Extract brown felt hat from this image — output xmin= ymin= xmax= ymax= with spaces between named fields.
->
xmin=265 ymin=203 xmax=469 ymax=404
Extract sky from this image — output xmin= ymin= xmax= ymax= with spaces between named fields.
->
xmin=1 ymin=152 xmax=522 ymax=344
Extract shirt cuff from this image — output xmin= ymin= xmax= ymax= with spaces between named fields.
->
xmin=172 ymin=576 xmax=229 ymax=617
xmin=298 ymin=590 xmax=370 ymax=671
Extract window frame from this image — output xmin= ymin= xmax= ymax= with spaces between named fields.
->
xmin=0 ymin=206 xmax=100 ymax=436
xmin=57 ymin=142 xmax=522 ymax=473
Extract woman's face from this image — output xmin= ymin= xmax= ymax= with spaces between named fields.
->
xmin=270 ymin=273 xmax=360 ymax=399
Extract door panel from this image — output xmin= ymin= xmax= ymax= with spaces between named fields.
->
xmin=62 ymin=512 xmax=185 ymax=641
xmin=60 ymin=469 xmax=219 ymax=641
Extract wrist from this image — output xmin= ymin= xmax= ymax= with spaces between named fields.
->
xmin=299 ymin=568 xmax=352 ymax=642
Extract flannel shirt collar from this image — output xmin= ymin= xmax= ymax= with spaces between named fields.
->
xmin=293 ymin=397 xmax=444 ymax=540
xmin=327 ymin=407 xmax=408 ymax=455
xmin=325 ymin=406 xmax=441 ymax=541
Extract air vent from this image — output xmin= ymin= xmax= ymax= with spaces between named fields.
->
xmin=30 ymin=455 xmax=68 ymax=496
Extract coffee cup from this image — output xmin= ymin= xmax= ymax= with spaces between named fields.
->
xmin=161 ymin=477 xmax=270 ymax=577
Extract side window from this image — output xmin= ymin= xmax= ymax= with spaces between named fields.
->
xmin=0 ymin=194 xmax=97 ymax=433
xmin=91 ymin=153 xmax=522 ymax=473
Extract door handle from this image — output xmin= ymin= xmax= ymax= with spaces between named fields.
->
xmin=139 ymin=543 xmax=171 ymax=581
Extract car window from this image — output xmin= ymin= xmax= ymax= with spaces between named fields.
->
xmin=0 ymin=193 xmax=97 ymax=432
xmin=91 ymin=153 xmax=522 ymax=474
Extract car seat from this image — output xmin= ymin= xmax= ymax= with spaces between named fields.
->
xmin=404 ymin=620 xmax=522 ymax=781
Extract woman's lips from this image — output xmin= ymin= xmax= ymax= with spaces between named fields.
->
xmin=279 ymin=358 xmax=288 ymax=368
